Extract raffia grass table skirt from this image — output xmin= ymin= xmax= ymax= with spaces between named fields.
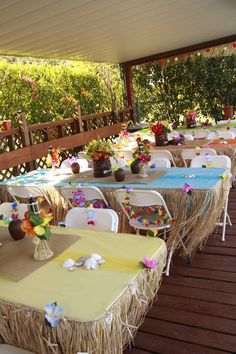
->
xmin=0 ymin=177 xmax=230 ymax=257
xmin=0 ymin=227 xmax=166 ymax=354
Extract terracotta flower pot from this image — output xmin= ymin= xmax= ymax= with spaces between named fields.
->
xmin=131 ymin=159 xmax=141 ymax=174
xmin=8 ymin=220 xmax=26 ymax=241
xmin=114 ymin=168 xmax=125 ymax=182
xmin=71 ymin=162 xmax=80 ymax=174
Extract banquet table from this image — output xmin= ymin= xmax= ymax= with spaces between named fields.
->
xmin=0 ymin=167 xmax=230 ymax=256
xmin=0 ymin=225 xmax=166 ymax=354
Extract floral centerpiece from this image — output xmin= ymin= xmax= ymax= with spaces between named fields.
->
xmin=186 ymin=110 xmax=197 ymax=128
xmin=21 ymin=201 xmax=53 ymax=261
xmin=85 ymin=138 xmax=115 ymax=178
xmin=133 ymin=139 xmax=151 ymax=177
xmin=46 ymin=146 xmax=63 ymax=169
xmin=150 ymin=120 xmax=170 ymax=146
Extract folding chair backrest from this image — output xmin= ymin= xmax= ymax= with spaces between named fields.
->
xmin=7 ymin=185 xmax=45 ymax=200
xmin=0 ymin=202 xmax=28 ymax=219
xmin=150 ymin=157 xmax=171 ymax=168
xmin=60 ymin=186 xmax=108 ymax=208
xmin=181 ymin=148 xmax=217 ymax=167
xmin=65 ymin=207 xmax=119 ymax=232
xmin=207 ymin=132 xmax=217 ymax=139
xmin=190 ymin=155 xmax=231 ymax=170
xmin=114 ymin=189 xmax=172 ymax=221
xmin=193 ymin=130 xmax=210 ymax=139
xmin=183 ymin=134 xmax=194 ymax=141
xmin=149 ymin=150 xmax=175 ymax=166
xmin=217 ymin=130 xmax=236 ymax=139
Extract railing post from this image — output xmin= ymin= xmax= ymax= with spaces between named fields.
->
xmin=74 ymin=104 xmax=83 ymax=133
xmin=111 ymin=99 xmax=119 ymax=123
xmin=18 ymin=110 xmax=36 ymax=171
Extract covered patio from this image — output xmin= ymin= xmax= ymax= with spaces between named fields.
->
xmin=0 ymin=1 xmax=236 ymax=354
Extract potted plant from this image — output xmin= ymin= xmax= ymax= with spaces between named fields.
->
xmin=150 ymin=120 xmax=170 ymax=146
xmin=85 ymin=138 xmax=115 ymax=177
xmin=223 ymin=87 xmax=236 ymax=119
xmin=2 ymin=120 xmax=12 ymax=131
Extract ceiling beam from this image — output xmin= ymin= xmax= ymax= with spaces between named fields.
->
xmin=121 ymin=34 xmax=236 ymax=67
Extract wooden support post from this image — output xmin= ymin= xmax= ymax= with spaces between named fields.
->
xmin=7 ymin=135 xmax=19 ymax=176
xmin=122 ymin=63 xmax=135 ymax=122
xmin=74 ymin=104 xmax=83 ymax=133
xmin=17 ymin=110 xmax=36 ymax=172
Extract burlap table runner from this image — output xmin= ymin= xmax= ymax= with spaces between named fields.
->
xmin=0 ymin=229 xmax=80 ymax=281
xmin=63 ymin=169 xmax=167 ymax=185
xmin=151 ymin=139 xmax=212 ymax=150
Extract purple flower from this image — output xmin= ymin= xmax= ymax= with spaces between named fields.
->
xmin=69 ymin=156 xmax=78 ymax=166
xmin=182 ymin=183 xmax=192 ymax=193
xmin=143 ymin=256 xmax=158 ymax=269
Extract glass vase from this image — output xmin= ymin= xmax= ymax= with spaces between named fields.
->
xmin=33 ymin=237 xmax=54 ymax=261
xmin=138 ymin=164 xmax=148 ymax=178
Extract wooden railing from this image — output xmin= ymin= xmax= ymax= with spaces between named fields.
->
xmin=0 ymin=106 xmax=133 ymax=181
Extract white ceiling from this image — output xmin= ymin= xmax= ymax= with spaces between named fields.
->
xmin=0 ymin=0 xmax=235 ymax=63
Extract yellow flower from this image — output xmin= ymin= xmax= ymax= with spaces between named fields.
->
xmin=34 ymin=225 xmax=45 ymax=236
xmin=160 ymin=120 xmax=169 ymax=127
xmin=126 ymin=159 xmax=132 ymax=167
xmin=41 ymin=216 xmax=53 ymax=226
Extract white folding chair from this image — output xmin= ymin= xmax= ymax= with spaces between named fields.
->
xmin=7 ymin=185 xmax=51 ymax=204
xmin=0 ymin=344 xmax=34 ymax=354
xmin=190 ymin=155 xmax=232 ymax=241
xmin=207 ymin=132 xmax=217 ymax=139
xmin=149 ymin=150 xmax=176 ymax=167
xmin=0 ymin=202 xmax=28 ymax=219
xmin=149 ymin=157 xmax=171 ymax=168
xmin=193 ymin=130 xmax=210 ymax=139
xmin=181 ymin=148 xmax=217 ymax=167
xmin=114 ymin=189 xmax=174 ymax=275
xmin=65 ymin=207 xmax=119 ymax=232
xmin=217 ymin=130 xmax=236 ymax=139
xmin=60 ymin=186 xmax=109 ymax=208
xmin=183 ymin=134 xmax=194 ymax=141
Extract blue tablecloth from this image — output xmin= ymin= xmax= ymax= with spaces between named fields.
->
xmin=0 ymin=167 xmax=225 ymax=190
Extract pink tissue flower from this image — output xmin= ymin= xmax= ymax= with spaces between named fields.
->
xmin=143 ymin=256 xmax=158 ymax=269
xmin=182 ymin=183 xmax=192 ymax=193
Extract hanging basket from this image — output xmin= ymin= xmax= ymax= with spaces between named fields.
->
xmin=33 ymin=238 xmax=54 ymax=261
xmin=93 ymin=158 xmax=112 ymax=178
xmin=154 ymin=133 xmax=167 ymax=146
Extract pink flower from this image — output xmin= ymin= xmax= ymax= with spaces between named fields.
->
xmin=143 ymin=256 xmax=158 ymax=269
xmin=182 ymin=183 xmax=192 ymax=193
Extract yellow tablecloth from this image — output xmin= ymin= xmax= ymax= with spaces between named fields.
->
xmin=0 ymin=226 xmax=166 ymax=354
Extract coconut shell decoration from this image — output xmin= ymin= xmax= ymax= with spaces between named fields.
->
xmin=71 ymin=162 xmax=80 ymax=174
xmin=114 ymin=168 xmax=125 ymax=182
xmin=8 ymin=219 xmax=26 ymax=241
xmin=130 ymin=159 xmax=141 ymax=174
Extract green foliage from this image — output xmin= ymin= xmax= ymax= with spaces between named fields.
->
xmin=133 ymin=54 xmax=236 ymax=123
xmin=0 ymin=57 xmax=123 ymax=125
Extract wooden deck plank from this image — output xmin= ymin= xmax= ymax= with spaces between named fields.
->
xmin=124 ymin=189 xmax=236 ymax=354
xmin=155 ymin=294 xmax=236 ymax=320
xmin=124 ymin=332 xmax=227 ymax=354
xmin=140 ymin=318 xmax=236 ymax=352
xmin=164 ymin=274 xmax=236 ymax=293
xmin=172 ymin=265 xmax=236 ymax=283
xmin=148 ymin=306 xmax=236 ymax=335
xmin=160 ymin=283 xmax=236 ymax=306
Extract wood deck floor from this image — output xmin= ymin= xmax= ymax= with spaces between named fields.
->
xmin=124 ymin=188 xmax=236 ymax=354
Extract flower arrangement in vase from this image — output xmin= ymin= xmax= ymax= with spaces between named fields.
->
xmin=186 ymin=110 xmax=197 ymax=128
xmin=46 ymin=146 xmax=63 ymax=174
xmin=133 ymin=139 xmax=151 ymax=178
xmin=150 ymin=120 xmax=170 ymax=146
xmin=21 ymin=198 xmax=53 ymax=261
xmin=85 ymin=138 xmax=115 ymax=178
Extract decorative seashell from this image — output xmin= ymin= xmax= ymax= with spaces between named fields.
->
xmin=75 ymin=256 xmax=88 ymax=267
xmin=84 ymin=258 xmax=99 ymax=270
xmin=97 ymin=259 xmax=105 ymax=265
xmin=62 ymin=258 xmax=75 ymax=268
xmin=90 ymin=253 xmax=102 ymax=261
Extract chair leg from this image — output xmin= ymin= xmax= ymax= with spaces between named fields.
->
xmin=221 ymin=207 xmax=228 ymax=242
xmin=226 ymin=212 xmax=232 ymax=226
xmin=165 ymin=247 xmax=174 ymax=276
